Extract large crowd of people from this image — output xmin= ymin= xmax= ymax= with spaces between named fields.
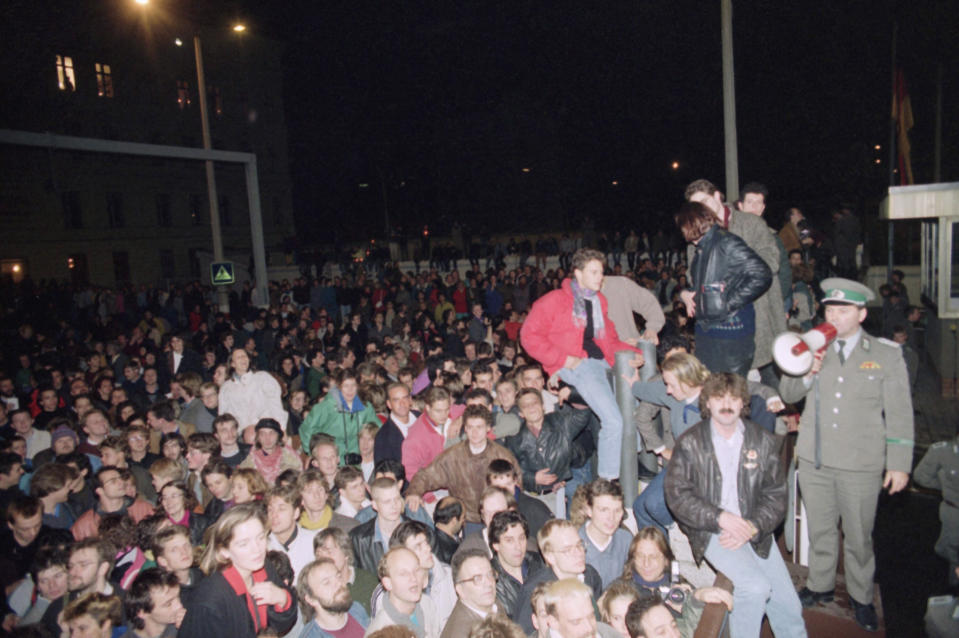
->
xmin=0 ymin=179 xmax=930 ymax=638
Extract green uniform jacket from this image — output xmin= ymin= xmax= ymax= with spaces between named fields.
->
xmin=779 ymin=332 xmax=914 ymax=473
xmin=915 ymin=439 xmax=959 ymax=505
xmin=299 ymin=389 xmax=377 ymax=461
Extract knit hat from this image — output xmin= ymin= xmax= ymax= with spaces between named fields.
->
xmin=51 ymin=424 xmax=79 ymax=446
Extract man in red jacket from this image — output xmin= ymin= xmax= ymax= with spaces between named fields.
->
xmin=520 ymin=248 xmax=642 ymax=481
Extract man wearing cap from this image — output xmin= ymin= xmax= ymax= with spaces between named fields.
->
xmin=780 ymin=277 xmax=913 ymax=632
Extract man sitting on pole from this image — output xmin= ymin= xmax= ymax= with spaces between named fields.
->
xmin=520 ymin=248 xmax=642 ymax=483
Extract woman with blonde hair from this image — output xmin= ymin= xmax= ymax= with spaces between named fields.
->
xmin=180 ymin=503 xmax=297 ymax=637
xmin=624 ymin=351 xmax=710 ymax=535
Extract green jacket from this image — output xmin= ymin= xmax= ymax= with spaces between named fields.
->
xmin=299 ymin=389 xmax=377 ymax=461
xmin=305 ymin=366 xmax=327 ymax=401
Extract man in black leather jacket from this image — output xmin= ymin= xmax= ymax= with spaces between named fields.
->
xmin=664 ymin=373 xmax=806 ymax=638
xmin=675 ymin=201 xmax=772 ymax=376
xmin=503 ymin=390 xmax=591 ymax=495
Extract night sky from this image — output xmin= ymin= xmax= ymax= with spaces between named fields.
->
xmin=239 ymin=0 xmax=959 ymax=244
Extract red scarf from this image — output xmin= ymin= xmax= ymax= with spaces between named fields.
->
xmin=222 ymin=565 xmax=291 ymax=632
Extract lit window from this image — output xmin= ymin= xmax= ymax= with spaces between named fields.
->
xmin=56 ymin=55 xmax=75 ymax=92
xmin=95 ymin=63 xmax=114 ymax=97
xmin=177 ymin=80 xmax=191 ymax=109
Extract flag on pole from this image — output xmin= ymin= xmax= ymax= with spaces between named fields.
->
xmin=892 ymin=68 xmax=914 ymax=185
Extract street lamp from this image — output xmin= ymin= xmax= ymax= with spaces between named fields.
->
xmin=134 ymin=0 xmax=230 ymax=312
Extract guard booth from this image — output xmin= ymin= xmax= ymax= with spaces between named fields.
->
xmin=880 ymin=181 xmax=959 ymax=396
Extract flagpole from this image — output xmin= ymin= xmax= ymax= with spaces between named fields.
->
xmin=887 ymin=21 xmax=897 ymax=281
xmin=934 ymin=63 xmax=943 ymax=182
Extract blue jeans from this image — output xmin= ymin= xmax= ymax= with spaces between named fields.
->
xmin=565 ymin=462 xmax=594 ymax=514
xmin=632 ymin=466 xmax=673 ymax=534
xmin=704 ymin=534 xmax=807 ymax=638
xmin=558 ymin=358 xmax=623 ymax=480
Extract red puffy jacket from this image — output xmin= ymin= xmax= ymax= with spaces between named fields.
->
xmin=520 ymin=279 xmax=638 ymax=376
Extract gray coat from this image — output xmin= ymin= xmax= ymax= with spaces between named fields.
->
xmin=728 ymin=210 xmax=787 ymax=368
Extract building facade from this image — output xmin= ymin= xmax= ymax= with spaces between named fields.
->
xmin=0 ymin=0 xmax=296 ymax=287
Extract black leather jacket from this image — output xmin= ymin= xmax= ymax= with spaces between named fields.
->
xmin=350 ymin=515 xmax=411 ymax=573
xmin=690 ymin=224 xmax=772 ymax=326
xmin=664 ymin=418 xmax=786 ymax=564
xmin=493 ymin=552 xmax=544 ymax=619
xmin=504 ymin=406 xmax=591 ymax=492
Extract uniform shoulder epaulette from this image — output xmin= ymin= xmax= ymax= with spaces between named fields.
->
xmin=876 ymin=337 xmax=901 ymax=349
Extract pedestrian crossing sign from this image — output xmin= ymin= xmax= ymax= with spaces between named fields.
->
xmin=210 ymin=261 xmax=235 ymax=286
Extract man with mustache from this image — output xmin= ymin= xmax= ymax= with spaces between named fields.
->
xmin=664 ymin=373 xmax=806 ymax=638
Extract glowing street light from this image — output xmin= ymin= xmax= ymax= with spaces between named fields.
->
xmin=134 ymin=0 xmax=149 ymax=5
xmin=671 ymin=161 xmax=680 ymax=170
xmin=521 ymin=167 xmax=531 ymax=173
xmin=174 ymin=38 xmax=183 ymax=47
xmin=233 ymin=23 xmax=247 ymax=33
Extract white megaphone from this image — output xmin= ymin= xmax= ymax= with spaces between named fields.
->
xmin=773 ymin=323 xmax=838 ymax=376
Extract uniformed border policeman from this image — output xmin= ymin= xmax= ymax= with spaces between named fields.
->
xmin=914 ymin=436 xmax=959 ymax=587
xmin=780 ymin=278 xmax=914 ymax=632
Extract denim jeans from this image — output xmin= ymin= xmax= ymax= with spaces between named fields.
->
xmin=704 ymin=534 xmax=807 ymax=638
xmin=632 ymin=466 xmax=673 ymax=534
xmin=558 ymin=358 xmax=623 ymax=480
xmin=564 ymin=462 xmax=594 ymax=514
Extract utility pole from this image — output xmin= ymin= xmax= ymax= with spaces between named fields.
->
xmin=887 ymin=23 xmax=897 ymax=281
xmin=934 ymin=63 xmax=943 ymax=182
xmin=721 ymin=0 xmax=739 ymax=202
xmin=194 ymin=35 xmax=230 ymax=313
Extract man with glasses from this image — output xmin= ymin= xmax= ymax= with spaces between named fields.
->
xmin=515 ymin=519 xmax=603 ymax=633
xmin=71 ymin=465 xmax=154 ymax=540
xmin=41 ymin=538 xmax=116 ymax=636
xmin=441 ymin=549 xmax=498 ymax=638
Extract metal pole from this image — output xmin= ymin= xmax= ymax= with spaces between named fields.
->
xmin=615 ymin=350 xmax=638 ymax=506
xmin=245 ymin=157 xmax=270 ymax=307
xmin=887 ymin=23 xmax=897 ymax=281
xmin=934 ymin=63 xmax=943 ymax=183
xmin=721 ymin=0 xmax=739 ymax=202
xmin=194 ymin=35 xmax=230 ymax=313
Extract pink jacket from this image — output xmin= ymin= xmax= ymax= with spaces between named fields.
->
xmin=400 ymin=404 xmax=465 ymax=481
xmin=521 ymin=279 xmax=639 ymax=377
